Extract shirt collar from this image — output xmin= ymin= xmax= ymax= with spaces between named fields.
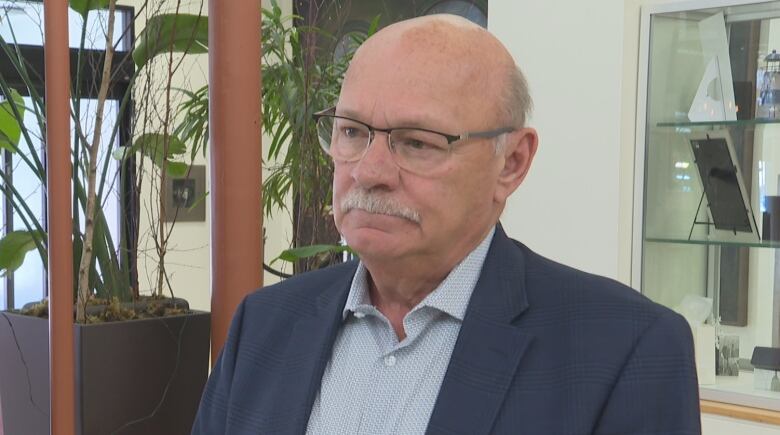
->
xmin=342 ymin=226 xmax=496 ymax=321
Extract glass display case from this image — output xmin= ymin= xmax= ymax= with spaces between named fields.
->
xmin=636 ymin=0 xmax=780 ymax=412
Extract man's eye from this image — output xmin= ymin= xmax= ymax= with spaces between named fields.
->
xmin=398 ymin=137 xmax=445 ymax=153
xmin=405 ymin=139 xmax=430 ymax=150
xmin=394 ymin=130 xmax=447 ymax=153
xmin=341 ymin=126 xmax=365 ymax=138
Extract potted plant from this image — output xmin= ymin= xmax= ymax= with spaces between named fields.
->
xmin=0 ymin=1 xmax=210 ymax=433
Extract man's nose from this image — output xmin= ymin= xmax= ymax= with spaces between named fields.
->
xmin=350 ymin=132 xmax=399 ymax=189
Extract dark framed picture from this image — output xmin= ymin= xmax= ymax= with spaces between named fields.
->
xmin=688 ymin=131 xmax=756 ymax=236
xmin=164 ymin=165 xmax=206 ymax=222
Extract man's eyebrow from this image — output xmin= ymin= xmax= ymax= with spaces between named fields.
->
xmin=334 ymin=108 xmax=366 ymax=121
xmin=335 ymin=108 xmax=451 ymax=132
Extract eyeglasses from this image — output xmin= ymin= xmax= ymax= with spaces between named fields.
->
xmin=313 ymin=107 xmax=514 ymax=174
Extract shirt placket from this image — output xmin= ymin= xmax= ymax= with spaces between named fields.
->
xmin=354 ymin=308 xmax=400 ymax=434
xmin=379 ymin=308 xmax=442 ymax=434
xmin=333 ymin=315 xmax=381 ymax=434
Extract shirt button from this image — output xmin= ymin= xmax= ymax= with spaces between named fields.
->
xmin=384 ymin=355 xmax=396 ymax=367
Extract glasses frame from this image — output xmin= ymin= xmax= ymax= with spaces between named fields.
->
xmin=312 ymin=107 xmax=515 ymax=160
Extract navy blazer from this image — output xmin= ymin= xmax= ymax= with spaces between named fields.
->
xmin=192 ymin=226 xmax=701 ymax=434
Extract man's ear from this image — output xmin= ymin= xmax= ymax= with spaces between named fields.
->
xmin=494 ymin=127 xmax=538 ymax=203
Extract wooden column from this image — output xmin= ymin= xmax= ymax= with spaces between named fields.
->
xmin=43 ymin=0 xmax=75 ymax=434
xmin=208 ymin=0 xmax=263 ymax=362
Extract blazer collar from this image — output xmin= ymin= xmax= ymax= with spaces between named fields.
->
xmin=281 ymin=264 xmax=355 ymax=434
xmin=426 ymin=223 xmax=534 ymax=435
xmin=463 ymin=223 xmax=529 ymax=322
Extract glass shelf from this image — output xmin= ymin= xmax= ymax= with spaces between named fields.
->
xmin=700 ymin=371 xmax=780 ymax=412
xmin=657 ymin=118 xmax=780 ymax=128
xmin=646 ymin=237 xmax=780 ymax=249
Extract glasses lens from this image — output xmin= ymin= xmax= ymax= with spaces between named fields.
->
xmin=315 ymin=116 xmax=335 ymax=152
xmin=317 ymin=116 xmax=370 ymax=161
xmin=390 ymin=129 xmax=450 ymax=172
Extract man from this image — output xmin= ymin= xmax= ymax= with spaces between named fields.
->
xmin=192 ymin=15 xmax=700 ymax=435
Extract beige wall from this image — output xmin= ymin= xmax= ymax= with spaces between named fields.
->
xmin=492 ymin=0 xmax=626 ymax=280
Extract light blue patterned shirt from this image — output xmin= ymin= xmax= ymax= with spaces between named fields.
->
xmin=306 ymin=227 xmax=495 ymax=434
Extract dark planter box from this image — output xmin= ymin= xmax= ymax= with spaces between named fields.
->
xmin=0 ymin=311 xmax=210 ymax=435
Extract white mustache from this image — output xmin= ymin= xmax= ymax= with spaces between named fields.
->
xmin=340 ymin=189 xmax=421 ymax=223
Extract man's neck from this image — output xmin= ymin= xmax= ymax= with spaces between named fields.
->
xmin=360 ymin=225 xmax=495 ymax=340
xmin=365 ymin=266 xmax=446 ymax=342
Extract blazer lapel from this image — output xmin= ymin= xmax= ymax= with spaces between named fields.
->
xmin=427 ymin=225 xmax=534 ymax=435
xmin=275 ymin=264 xmax=355 ymax=434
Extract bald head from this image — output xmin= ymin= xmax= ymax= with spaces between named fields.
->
xmin=342 ymin=14 xmax=532 ymax=128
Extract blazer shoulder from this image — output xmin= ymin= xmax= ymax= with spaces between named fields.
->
xmin=243 ymin=260 xmax=357 ymax=314
xmin=515 ymin=240 xmax=676 ymax=324
xmin=510 ymin=240 xmax=694 ymax=378
xmin=247 ymin=261 xmax=357 ymax=311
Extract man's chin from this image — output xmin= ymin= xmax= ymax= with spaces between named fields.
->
xmin=344 ymin=226 xmax=397 ymax=246
xmin=346 ymin=236 xmax=399 ymax=261
xmin=342 ymin=225 xmax=413 ymax=257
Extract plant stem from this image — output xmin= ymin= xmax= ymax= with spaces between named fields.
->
xmin=155 ymin=0 xmax=186 ymax=298
xmin=76 ymin=0 xmax=118 ymax=323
